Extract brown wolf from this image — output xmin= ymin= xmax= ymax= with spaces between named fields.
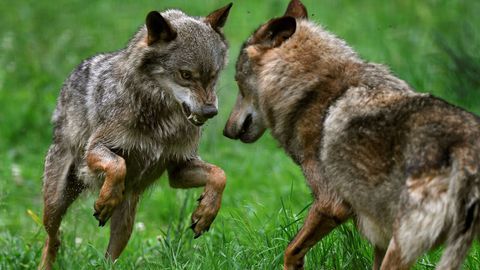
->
xmin=39 ymin=3 xmax=232 ymax=269
xmin=223 ymin=1 xmax=480 ymax=269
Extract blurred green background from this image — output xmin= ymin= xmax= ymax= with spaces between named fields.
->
xmin=1 ymin=0 xmax=479 ymax=269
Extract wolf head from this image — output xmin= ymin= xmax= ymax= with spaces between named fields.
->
xmin=223 ymin=0 xmax=307 ymax=142
xmin=132 ymin=3 xmax=232 ymax=126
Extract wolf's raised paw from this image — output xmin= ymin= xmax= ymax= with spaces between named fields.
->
xmin=190 ymin=191 xmax=221 ymax=238
xmin=93 ymin=185 xmax=124 ymax=226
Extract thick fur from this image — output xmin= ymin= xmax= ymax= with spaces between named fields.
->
xmin=224 ymin=1 xmax=480 ymax=269
xmin=40 ymin=4 xmax=232 ymax=270
xmin=59 ymin=9 xmax=228 ymax=191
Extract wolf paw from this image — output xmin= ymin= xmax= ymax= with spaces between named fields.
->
xmin=284 ymin=261 xmax=305 ymax=270
xmin=190 ymin=191 xmax=221 ymax=238
xmin=284 ymin=252 xmax=305 ymax=270
xmin=93 ymin=185 xmax=124 ymax=227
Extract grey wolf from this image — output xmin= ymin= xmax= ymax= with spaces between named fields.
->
xmin=39 ymin=3 xmax=232 ymax=269
xmin=223 ymin=0 xmax=480 ymax=269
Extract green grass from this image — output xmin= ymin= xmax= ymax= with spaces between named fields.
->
xmin=1 ymin=0 xmax=480 ymax=269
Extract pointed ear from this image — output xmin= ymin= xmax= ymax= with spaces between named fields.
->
xmin=252 ymin=16 xmax=297 ymax=48
xmin=284 ymin=0 xmax=308 ymax=19
xmin=205 ymin=3 xmax=233 ymax=31
xmin=146 ymin=11 xmax=177 ymax=45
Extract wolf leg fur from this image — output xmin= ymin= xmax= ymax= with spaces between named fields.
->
xmin=105 ymin=193 xmax=140 ymax=261
xmin=380 ymin=237 xmax=414 ymax=270
xmin=373 ymin=246 xmax=387 ymax=270
xmin=168 ymin=159 xmax=226 ymax=238
xmin=283 ymin=200 xmax=351 ymax=270
xmin=40 ymin=145 xmax=84 ymax=270
xmin=87 ymin=144 xmax=126 ymax=226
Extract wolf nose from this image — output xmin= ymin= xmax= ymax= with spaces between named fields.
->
xmin=201 ymin=105 xmax=218 ymax=119
xmin=223 ymin=127 xmax=237 ymax=139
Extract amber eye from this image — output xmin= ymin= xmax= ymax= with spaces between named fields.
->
xmin=180 ymin=70 xmax=192 ymax=80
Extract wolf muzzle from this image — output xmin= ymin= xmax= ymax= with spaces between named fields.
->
xmin=200 ymin=104 xmax=218 ymax=119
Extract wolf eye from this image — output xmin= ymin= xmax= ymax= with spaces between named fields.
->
xmin=180 ymin=70 xmax=192 ymax=80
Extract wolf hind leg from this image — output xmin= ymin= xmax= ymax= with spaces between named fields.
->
xmin=380 ymin=237 xmax=415 ymax=270
xmin=105 ymin=193 xmax=140 ymax=261
xmin=40 ymin=144 xmax=85 ymax=270
xmin=380 ymin=205 xmax=447 ymax=269
xmin=381 ymin=172 xmax=453 ymax=269
xmin=379 ymin=221 xmax=476 ymax=270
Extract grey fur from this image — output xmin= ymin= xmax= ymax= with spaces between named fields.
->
xmin=54 ymin=9 xmax=228 ymax=192
xmin=40 ymin=5 xmax=232 ymax=269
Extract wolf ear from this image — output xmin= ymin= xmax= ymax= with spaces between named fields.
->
xmin=205 ymin=3 xmax=233 ymax=31
xmin=146 ymin=11 xmax=177 ymax=45
xmin=252 ymin=16 xmax=297 ymax=48
xmin=284 ymin=0 xmax=308 ymax=19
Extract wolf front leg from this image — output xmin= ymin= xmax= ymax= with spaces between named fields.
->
xmin=284 ymin=199 xmax=351 ymax=270
xmin=284 ymin=160 xmax=352 ymax=269
xmin=373 ymin=246 xmax=387 ymax=270
xmin=87 ymin=143 xmax=126 ymax=226
xmin=168 ymin=158 xmax=226 ymax=238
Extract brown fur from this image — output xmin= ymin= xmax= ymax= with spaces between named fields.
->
xmin=39 ymin=4 xmax=232 ymax=269
xmin=224 ymin=1 xmax=480 ymax=269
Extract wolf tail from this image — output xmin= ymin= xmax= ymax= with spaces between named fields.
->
xmin=436 ymin=146 xmax=480 ymax=270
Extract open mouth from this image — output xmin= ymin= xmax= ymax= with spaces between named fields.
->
xmin=182 ymin=102 xmax=206 ymax=126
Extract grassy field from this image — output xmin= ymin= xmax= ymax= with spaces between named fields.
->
xmin=1 ymin=0 xmax=480 ymax=269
